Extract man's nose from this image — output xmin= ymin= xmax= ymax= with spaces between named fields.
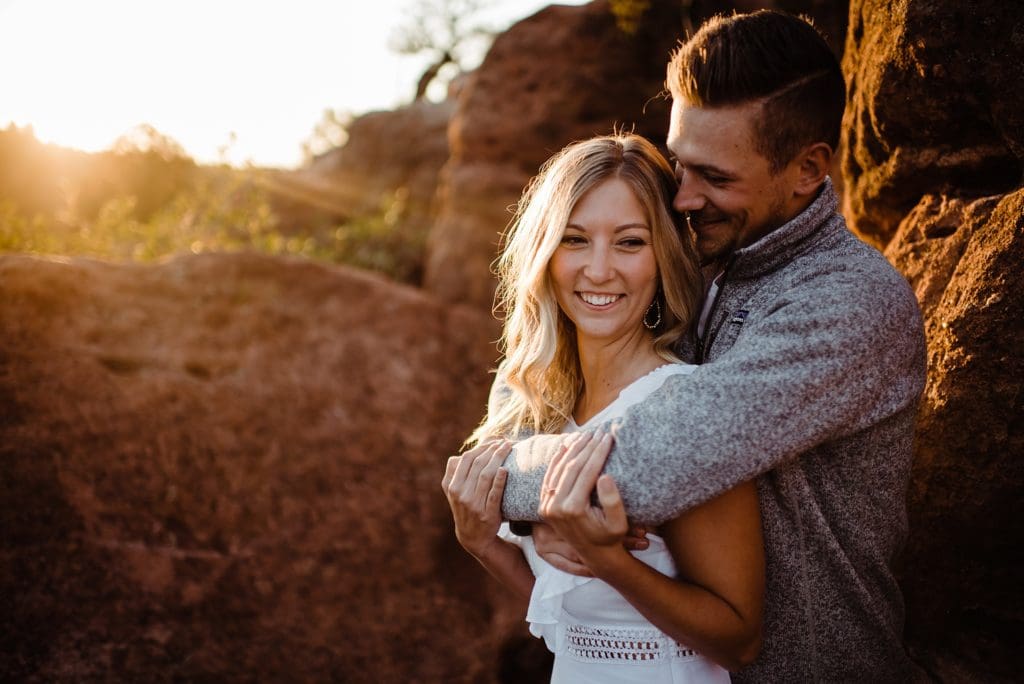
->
xmin=673 ymin=173 xmax=706 ymax=213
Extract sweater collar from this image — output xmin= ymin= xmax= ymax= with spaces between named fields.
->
xmin=725 ymin=176 xmax=839 ymax=280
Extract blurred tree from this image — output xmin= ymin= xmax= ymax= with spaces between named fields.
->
xmin=301 ymin=108 xmax=353 ymax=163
xmin=389 ymin=0 xmax=496 ymax=101
xmin=71 ymin=124 xmax=196 ymax=222
xmin=111 ymin=124 xmax=191 ymax=162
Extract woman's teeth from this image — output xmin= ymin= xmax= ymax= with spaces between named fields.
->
xmin=580 ymin=293 xmax=621 ymax=306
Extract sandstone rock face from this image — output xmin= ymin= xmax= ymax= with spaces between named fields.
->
xmin=886 ymin=193 xmax=1023 ymax=682
xmin=423 ymin=0 xmax=687 ymax=309
xmin=841 ymin=0 xmax=1024 ymax=246
xmin=0 ymin=253 xmax=544 ymax=682
xmin=308 ymin=100 xmax=454 ymax=221
xmin=844 ymin=1 xmax=1024 ymax=679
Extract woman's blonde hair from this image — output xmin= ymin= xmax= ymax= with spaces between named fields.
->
xmin=467 ymin=133 xmax=702 ymax=446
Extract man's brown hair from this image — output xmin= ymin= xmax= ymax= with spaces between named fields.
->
xmin=667 ymin=10 xmax=845 ymax=174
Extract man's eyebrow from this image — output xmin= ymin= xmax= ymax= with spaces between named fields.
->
xmin=681 ymin=160 xmax=737 ymax=179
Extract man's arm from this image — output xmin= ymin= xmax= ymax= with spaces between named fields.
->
xmin=501 ymin=264 xmax=926 ymax=525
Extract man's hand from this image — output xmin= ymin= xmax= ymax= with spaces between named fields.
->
xmin=533 ymin=522 xmax=650 ymax=575
xmin=532 ymin=522 xmax=592 ymax=576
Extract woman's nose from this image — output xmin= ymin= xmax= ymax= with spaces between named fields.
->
xmin=583 ymin=246 xmax=613 ymax=282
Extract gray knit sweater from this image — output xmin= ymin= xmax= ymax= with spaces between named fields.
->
xmin=497 ymin=179 xmax=927 ymax=682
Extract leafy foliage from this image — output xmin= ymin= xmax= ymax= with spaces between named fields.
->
xmin=609 ymin=0 xmax=653 ymax=35
xmin=0 ymin=125 xmax=425 ymax=284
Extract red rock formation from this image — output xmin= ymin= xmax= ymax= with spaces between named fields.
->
xmin=0 ymin=252 xmax=545 ymax=682
xmin=886 ymin=192 xmax=1024 ymax=682
xmin=844 ymin=1 xmax=1024 ymax=679
xmin=841 ymin=1 xmax=1023 ymax=246
xmin=307 ymin=100 xmax=454 ymax=222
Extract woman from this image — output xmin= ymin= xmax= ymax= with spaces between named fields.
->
xmin=441 ymin=134 xmax=764 ymax=682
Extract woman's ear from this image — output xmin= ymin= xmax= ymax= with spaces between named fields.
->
xmin=793 ymin=142 xmax=833 ymax=197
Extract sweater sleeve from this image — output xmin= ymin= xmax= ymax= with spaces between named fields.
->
xmin=500 ymin=263 xmax=926 ymax=524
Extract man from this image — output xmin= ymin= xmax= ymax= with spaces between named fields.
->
xmin=495 ymin=10 xmax=927 ymax=682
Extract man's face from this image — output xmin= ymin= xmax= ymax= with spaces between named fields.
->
xmin=666 ymin=99 xmax=801 ymax=268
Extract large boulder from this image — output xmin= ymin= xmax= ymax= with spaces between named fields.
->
xmin=841 ymin=0 xmax=1023 ymax=246
xmin=843 ymin=1 xmax=1024 ymax=679
xmin=885 ymin=192 xmax=1024 ymax=682
xmin=0 ymin=252 xmax=544 ymax=682
xmin=307 ymin=99 xmax=455 ymax=221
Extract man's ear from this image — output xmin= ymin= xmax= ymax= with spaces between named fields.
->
xmin=793 ymin=142 xmax=833 ymax=197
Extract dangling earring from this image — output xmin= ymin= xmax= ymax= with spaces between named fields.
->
xmin=643 ymin=298 xmax=662 ymax=330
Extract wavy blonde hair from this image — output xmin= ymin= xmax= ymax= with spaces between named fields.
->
xmin=467 ymin=133 xmax=702 ymax=446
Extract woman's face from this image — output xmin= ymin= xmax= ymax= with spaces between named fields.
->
xmin=548 ymin=176 xmax=659 ymax=346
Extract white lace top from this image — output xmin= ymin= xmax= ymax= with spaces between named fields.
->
xmin=500 ymin=363 xmax=730 ymax=683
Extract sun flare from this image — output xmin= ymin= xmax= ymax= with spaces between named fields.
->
xmin=0 ymin=0 xmax=583 ymax=168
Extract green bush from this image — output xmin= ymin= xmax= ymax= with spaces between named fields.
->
xmin=1 ymin=124 xmax=428 ymax=285
xmin=0 ymin=167 xmax=426 ymax=285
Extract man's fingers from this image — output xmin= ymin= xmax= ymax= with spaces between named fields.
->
xmin=627 ymin=524 xmax=648 ymax=539
xmin=622 ymin=523 xmax=650 ymax=550
xmin=622 ymin=536 xmax=650 ymax=551
xmin=539 ymin=552 xmax=594 ymax=577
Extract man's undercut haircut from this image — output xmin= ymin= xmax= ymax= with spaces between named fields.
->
xmin=667 ymin=10 xmax=845 ymax=174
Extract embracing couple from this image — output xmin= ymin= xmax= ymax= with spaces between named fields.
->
xmin=442 ymin=10 xmax=926 ymax=683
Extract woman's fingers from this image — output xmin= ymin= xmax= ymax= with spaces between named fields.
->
xmin=485 ymin=467 xmax=508 ymax=515
xmin=441 ymin=455 xmax=460 ymax=492
xmin=541 ymin=433 xmax=574 ymax=499
xmin=449 ymin=443 xmax=483 ymax=491
xmin=566 ymin=431 xmax=612 ymax=502
xmin=595 ymin=473 xmax=628 ymax=535
xmin=462 ymin=442 xmax=494 ymax=495
xmin=541 ymin=431 xmax=589 ymax=514
xmin=474 ymin=441 xmax=511 ymax=501
xmin=552 ymin=431 xmax=611 ymax=508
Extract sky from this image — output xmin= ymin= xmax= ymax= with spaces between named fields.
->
xmin=0 ymin=0 xmax=588 ymax=168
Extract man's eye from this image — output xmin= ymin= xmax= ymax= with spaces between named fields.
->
xmin=706 ymin=175 xmax=729 ymax=186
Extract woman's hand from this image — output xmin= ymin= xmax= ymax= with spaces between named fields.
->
xmin=538 ymin=431 xmax=629 ymax=568
xmin=441 ymin=440 xmax=512 ymax=558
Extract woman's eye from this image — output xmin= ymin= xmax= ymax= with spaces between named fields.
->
xmin=619 ymin=238 xmax=648 ymax=248
xmin=561 ymin=235 xmax=586 ymax=245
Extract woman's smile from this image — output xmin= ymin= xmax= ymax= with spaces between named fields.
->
xmin=578 ymin=291 xmax=624 ymax=307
